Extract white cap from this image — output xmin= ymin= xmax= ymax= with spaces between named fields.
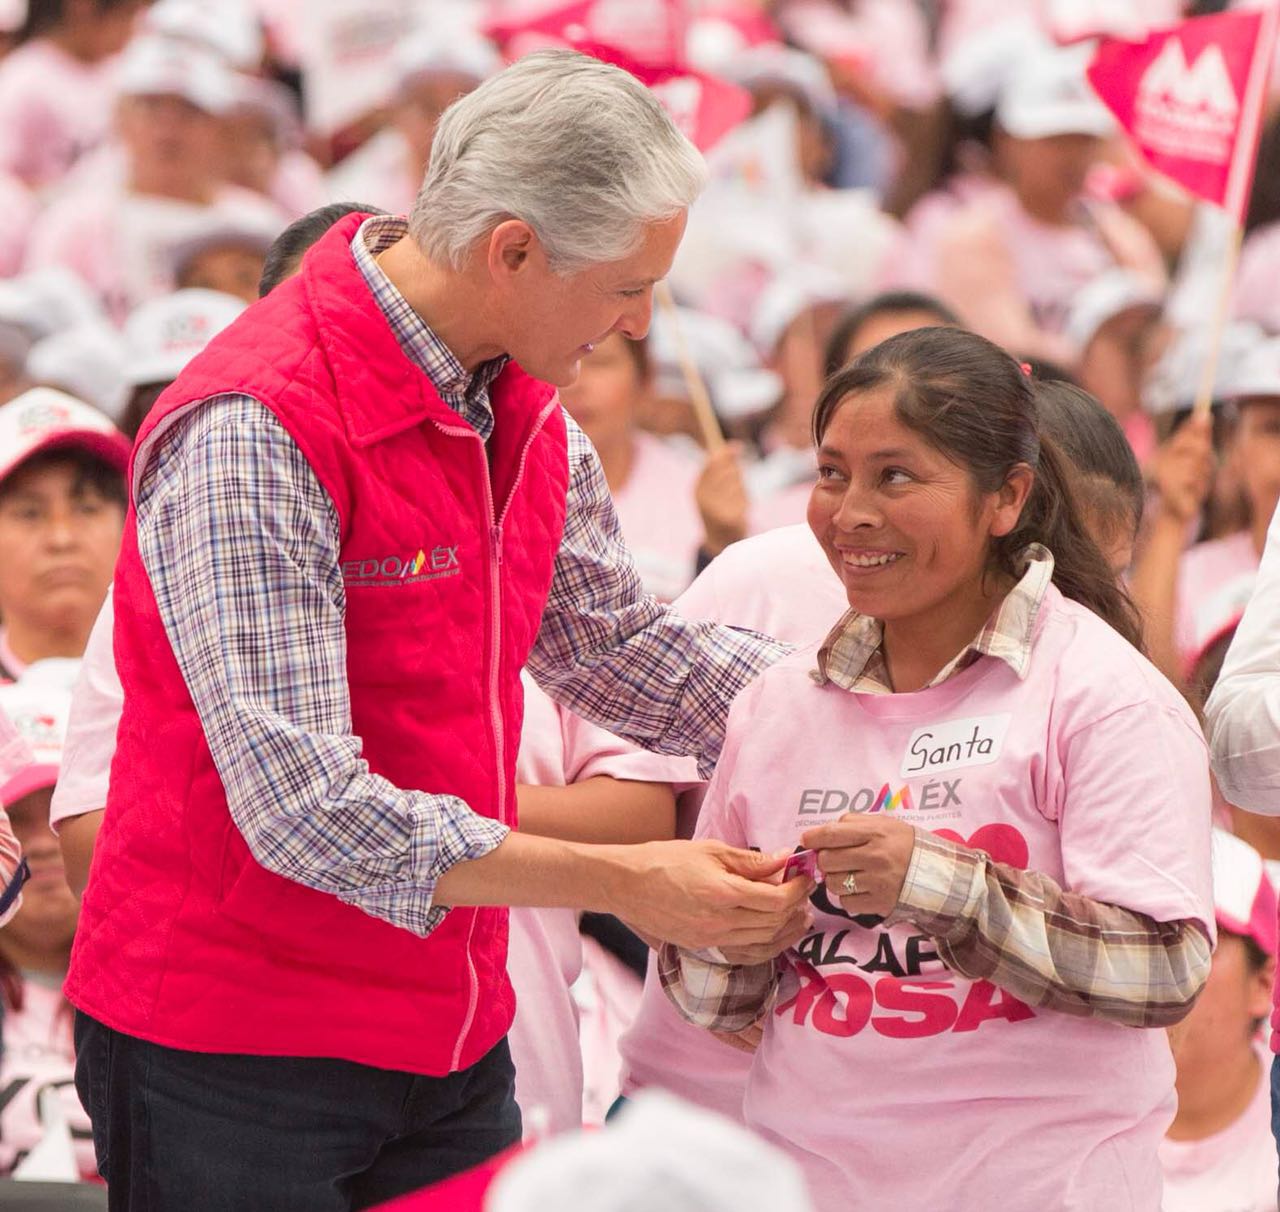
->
xmin=0 ymin=660 xmax=78 ymax=804
xmin=1219 ymin=334 xmax=1280 ymax=401
xmin=0 ymin=387 xmax=131 ymax=488
xmin=26 ymin=323 xmax=128 ymax=422
xmin=749 ymin=266 xmax=848 ymax=356
xmin=0 ymin=268 xmax=105 ymax=344
xmin=123 ymin=289 xmax=246 ymax=388
xmin=487 ymin=1091 xmax=815 ymax=1212
xmin=720 ymin=44 xmax=836 ymax=117
xmin=167 ymin=212 xmax=279 ymax=278
xmin=996 ymin=43 xmax=1114 ymax=139
xmin=1066 ymin=270 xmax=1164 ymax=353
xmin=942 ymin=21 xmax=1044 ymax=119
xmin=142 ymin=0 xmax=265 ymax=71
xmin=116 ymin=35 xmax=239 ymax=115
xmin=647 ymin=307 xmax=783 ymax=421
xmin=1144 ymin=321 xmax=1267 ymax=415
xmin=393 ymin=26 xmax=501 ymax=91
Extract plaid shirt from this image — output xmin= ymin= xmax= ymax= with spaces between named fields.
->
xmin=661 ymin=550 xmax=1212 ymax=1031
xmin=134 ymin=215 xmax=784 ymax=937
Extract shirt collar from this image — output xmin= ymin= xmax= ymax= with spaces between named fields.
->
xmin=350 ymin=215 xmax=508 ymax=417
xmin=814 ymin=544 xmax=1055 ymax=693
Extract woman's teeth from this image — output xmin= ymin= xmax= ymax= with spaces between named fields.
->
xmin=844 ymin=553 xmax=902 ymax=568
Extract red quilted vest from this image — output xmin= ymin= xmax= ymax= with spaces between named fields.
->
xmin=64 ymin=215 xmax=570 ymax=1076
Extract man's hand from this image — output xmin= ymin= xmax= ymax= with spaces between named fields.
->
xmin=605 ymin=839 xmax=813 ymax=951
xmin=802 ymin=814 xmax=918 ymax=918
xmin=695 ymin=444 xmax=749 ymax=559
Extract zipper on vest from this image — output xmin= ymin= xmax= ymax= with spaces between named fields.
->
xmin=438 ymin=400 xmax=558 ymax=1073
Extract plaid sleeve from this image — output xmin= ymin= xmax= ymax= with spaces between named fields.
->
xmin=657 ymin=941 xmax=780 ymax=1032
xmin=885 ymin=830 xmax=1213 ymax=1027
xmin=135 ymin=395 xmax=508 ymax=938
xmin=528 ymin=416 xmax=788 ymax=778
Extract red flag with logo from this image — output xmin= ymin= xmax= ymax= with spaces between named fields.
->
xmin=1087 ymin=6 xmax=1280 ymax=221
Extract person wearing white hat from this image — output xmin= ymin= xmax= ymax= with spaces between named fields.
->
xmin=327 ymin=26 xmax=501 ymax=216
xmin=0 ymin=388 xmax=129 ymax=680
xmin=1066 ymin=268 xmax=1167 ymax=466
xmin=1160 ymin=828 xmax=1279 ymax=1212
xmin=117 ymin=288 xmax=247 ymax=438
xmin=24 ymin=34 xmax=286 ymax=323
xmin=0 ymin=0 xmax=145 ymax=191
xmin=897 ymin=40 xmax=1165 ymax=366
xmin=170 ymin=213 xmax=279 ymax=305
xmin=1132 ymin=335 xmax=1280 ymax=687
xmin=0 ymin=663 xmax=97 ymax=1183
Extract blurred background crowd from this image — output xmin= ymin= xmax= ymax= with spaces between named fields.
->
xmin=0 ymin=0 xmax=1278 ymax=1207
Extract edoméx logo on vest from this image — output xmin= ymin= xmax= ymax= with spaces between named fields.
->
xmin=342 ymin=545 xmax=461 ymax=588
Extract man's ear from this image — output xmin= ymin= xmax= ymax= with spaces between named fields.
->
xmin=487 ymin=219 xmax=538 ymax=283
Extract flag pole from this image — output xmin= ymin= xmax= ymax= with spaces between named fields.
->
xmin=1192 ymin=0 xmax=1280 ymax=418
xmin=655 ymin=280 xmax=726 ymax=452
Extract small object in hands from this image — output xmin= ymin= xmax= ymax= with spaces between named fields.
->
xmin=783 ymin=848 xmax=819 ymax=882
xmin=842 ymin=871 xmax=859 ymax=896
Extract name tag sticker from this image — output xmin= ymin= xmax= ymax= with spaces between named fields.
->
xmin=900 ymin=714 xmax=1012 ymax=779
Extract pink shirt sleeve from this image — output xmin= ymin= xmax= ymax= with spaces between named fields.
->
xmin=49 ymin=596 xmax=121 ymax=832
xmin=1055 ymin=701 xmax=1214 ymax=934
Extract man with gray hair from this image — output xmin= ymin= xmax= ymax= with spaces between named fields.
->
xmin=65 ymin=50 xmax=811 ymax=1212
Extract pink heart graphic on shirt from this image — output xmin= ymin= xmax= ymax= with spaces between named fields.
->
xmin=931 ymin=824 xmax=1029 ymax=870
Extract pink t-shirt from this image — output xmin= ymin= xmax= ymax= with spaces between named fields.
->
xmin=694 ymin=585 xmax=1213 ymax=1209
xmin=0 ymin=40 xmax=115 ymax=189
xmin=0 ymin=172 xmax=36 ymax=278
xmin=611 ymin=433 xmax=705 ymax=603
xmin=618 ymin=525 xmax=848 ymax=1122
xmin=25 ymin=183 xmax=285 ymax=324
xmin=0 ymin=977 xmax=96 ymax=1180
xmin=1175 ymin=530 xmax=1260 ymax=673
xmin=507 ymin=675 xmax=694 ymax=1136
xmin=1159 ymin=1046 xmax=1278 ymax=1212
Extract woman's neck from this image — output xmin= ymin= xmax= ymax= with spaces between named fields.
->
xmin=4 ymin=615 xmax=91 ymax=666
xmin=880 ymin=572 xmax=1013 ymax=692
xmin=1168 ymin=1045 xmax=1261 ymax=1142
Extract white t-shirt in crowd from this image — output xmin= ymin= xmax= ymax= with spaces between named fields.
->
xmin=0 ymin=976 xmax=97 ymax=1180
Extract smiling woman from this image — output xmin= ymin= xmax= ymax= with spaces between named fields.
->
xmin=661 ymin=327 xmax=1216 ymax=1212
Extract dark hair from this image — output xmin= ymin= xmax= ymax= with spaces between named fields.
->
xmin=258 ymin=202 xmax=387 ymax=296
xmin=0 ymin=446 xmax=126 ymax=508
xmin=823 ymin=291 xmax=961 ymax=377
xmin=1034 ymin=381 xmax=1144 ymax=539
xmin=812 ymin=327 xmax=1144 ymax=649
xmin=17 ymin=0 xmax=136 ymax=42
xmin=119 ymin=381 xmax=169 ymax=441
xmin=1246 ymin=109 xmax=1280 ymax=235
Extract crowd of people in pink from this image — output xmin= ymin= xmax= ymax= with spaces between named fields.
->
xmin=1 ymin=1 xmax=1280 ymax=1210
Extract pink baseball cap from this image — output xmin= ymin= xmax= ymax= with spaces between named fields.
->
xmin=0 ymin=661 xmax=77 ymax=806
xmin=0 ymin=387 xmax=132 ymax=490
xmin=1212 ymin=828 xmax=1278 ymax=956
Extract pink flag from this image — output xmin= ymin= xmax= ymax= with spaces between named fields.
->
xmin=483 ymin=0 xmax=689 ymax=67
xmin=1087 ymin=7 xmax=1280 ymax=222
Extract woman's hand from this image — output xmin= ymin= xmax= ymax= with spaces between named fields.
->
xmin=695 ymin=443 xmax=749 ymax=559
xmin=801 ymin=814 xmax=919 ymax=917
xmin=1150 ymin=412 xmax=1215 ymax=526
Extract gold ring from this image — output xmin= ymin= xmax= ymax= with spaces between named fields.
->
xmin=842 ymin=872 xmax=859 ymax=896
